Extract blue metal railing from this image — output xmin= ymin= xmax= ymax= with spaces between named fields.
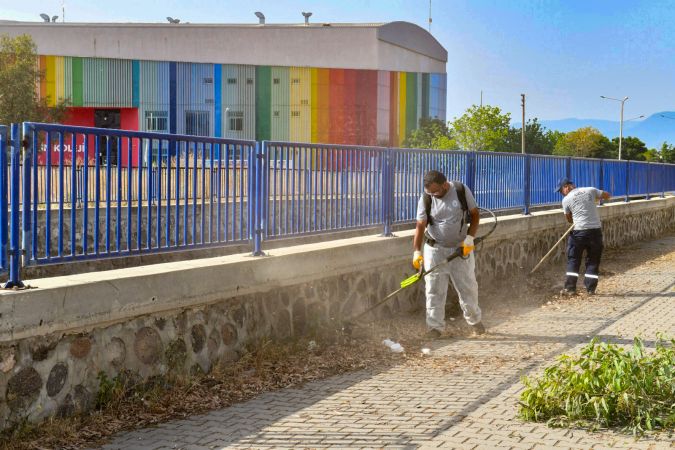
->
xmin=0 ymin=122 xmax=674 ymax=286
xmin=21 ymin=123 xmax=255 ymax=266
xmin=261 ymin=142 xmax=387 ymax=239
xmin=0 ymin=126 xmax=8 ymax=274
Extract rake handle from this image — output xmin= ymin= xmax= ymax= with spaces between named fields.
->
xmin=529 ymin=223 xmax=575 ymax=275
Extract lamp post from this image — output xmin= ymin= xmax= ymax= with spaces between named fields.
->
xmin=600 ymin=95 xmax=629 ymax=160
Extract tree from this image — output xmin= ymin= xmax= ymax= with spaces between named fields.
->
xmin=660 ymin=142 xmax=675 ymax=163
xmin=503 ymin=118 xmax=561 ymax=155
xmin=553 ymin=127 xmax=613 ymax=158
xmin=404 ymin=117 xmax=458 ymax=150
xmin=642 ymin=148 xmax=662 ymax=162
xmin=608 ymin=136 xmax=648 ymax=161
xmin=450 ymin=105 xmax=511 ymax=151
xmin=0 ymin=34 xmax=68 ymax=125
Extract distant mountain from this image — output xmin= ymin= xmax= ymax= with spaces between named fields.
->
xmin=539 ymin=112 xmax=675 ymax=149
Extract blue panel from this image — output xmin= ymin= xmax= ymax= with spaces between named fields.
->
xmin=214 ymin=64 xmax=222 ymax=138
xmin=169 ymin=62 xmax=177 ymax=135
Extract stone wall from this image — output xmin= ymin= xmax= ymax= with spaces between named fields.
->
xmin=0 ymin=197 xmax=673 ymax=429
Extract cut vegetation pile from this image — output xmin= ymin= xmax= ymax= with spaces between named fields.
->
xmin=519 ymin=336 xmax=675 ymax=435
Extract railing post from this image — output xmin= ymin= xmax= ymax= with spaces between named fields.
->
xmin=661 ymin=163 xmax=666 ymax=198
xmin=21 ymin=123 xmax=33 ymax=268
xmin=381 ymin=149 xmax=394 ymax=237
xmin=251 ymin=141 xmax=265 ymax=256
xmin=465 ymin=151 xmax=477 ymax=195
xmin=598 ymin=159 xmax=605 ymax=205
xmin=4 ymin=124 xmax=25 ymax=288
xmin=0 ymin=126 xmax=8 ymax=273
xmin=523 ymin=154 xmax=531 ymax=215
xmin=624 ymin=160 xmax=630 ymax=202
xmin=645 ymin=162 xmax=651 ymax=200
xmin=565 ymin=156 xmax=572 ymax=180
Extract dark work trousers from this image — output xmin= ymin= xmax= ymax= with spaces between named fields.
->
xmin=565 ymin=228 xmax=603 ymax=292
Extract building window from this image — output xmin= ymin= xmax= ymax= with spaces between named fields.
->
xmin=300 ymin=99 xmax=309 ymax=105
xmin=273 ymin=111 xmax=280 ymax=117
xmin=203 ymin=77 xmax=213 ymax=84
xmin=292 ymin=78 xmax=300 ymax=84
xmin=205 ymin=98 xmax=214 ymax=104
xmin=185 ymin=111 xmax=210 ymax=137
xmin=291 ymin=111 xmax=300 ymax=117
xmin=246 ymin=78 xmax=254 ymax=85
xmin=145 ymin=111 xmax=168 ymax=132
xmin=227 ymin=78 xmax=237 ymax=84
xmin=273 ymin=78 xmax=280 ymax=85
xmin=228 ymin=111 xmax=244 ymax=131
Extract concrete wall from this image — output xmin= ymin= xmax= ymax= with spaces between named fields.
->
xmin=0 ymin=197 xmax=673 ymax=428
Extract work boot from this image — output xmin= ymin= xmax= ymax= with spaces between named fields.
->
xmin=471 ymin=322 xmax=486 ymax=335
xmin=424 ymin=328 xmax=442 ymax=339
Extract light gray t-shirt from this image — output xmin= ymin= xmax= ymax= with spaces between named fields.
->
xmin=562 ymin=187 xmax=604 ymax=230
xmin=416 ymin=183 xmax=477 ymax=247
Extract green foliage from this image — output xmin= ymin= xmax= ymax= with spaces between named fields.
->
xmin=519 ymin=336 xmax=675 ymax=435
xmin=451 ymin=105 xmax=511 ymax=151
xmin=660 ymin=142 xmax=675 ymax=163
xmin=503 ymin=118 xmax=562 ymax=155
xmin=404 ymin=117 xmax=458 ymax=150
xmin=608 ymin=136 xmax=648 ymax=161
xmin=0 ymin=34 xmax=69 ymax=124
xmin=96 ymin=371 xmax=127 ymax=410
xmin=553 ymin=127 xmax=613 ymax=158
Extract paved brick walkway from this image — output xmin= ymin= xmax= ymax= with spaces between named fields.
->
xmin=100 ymin=236 xmax=675 ymax=449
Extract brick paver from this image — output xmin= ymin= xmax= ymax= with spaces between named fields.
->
xmin=100 ymin=236 xmax=675 ymax=449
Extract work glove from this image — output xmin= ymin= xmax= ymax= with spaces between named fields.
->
xmin=412 ymin=250 xmax=423 ymax=270
xmin=462 ymin=235 xmax=475 ymax=257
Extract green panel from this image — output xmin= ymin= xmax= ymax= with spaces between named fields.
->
xmin=71 ymin=57 xmax=83 ymax=107
xmin=256 ymin=66 xmax=271 ymax=141
xmin=406 ymin=72 xmax=417 ymax=135
xmin=422 ymin=73 xmax=430 ymax=119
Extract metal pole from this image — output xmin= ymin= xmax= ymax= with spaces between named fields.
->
xmin=619 ymin=99 xmax=625 ymax=160
xmin=5 ymin=124 xmax=25 ymax=288
xmin=521 ymin=94 xmax=526 ymax=154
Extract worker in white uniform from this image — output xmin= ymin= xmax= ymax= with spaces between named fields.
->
xmin=412 ymin=170 xmax=485 ymax=339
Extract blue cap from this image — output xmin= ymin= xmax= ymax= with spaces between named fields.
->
xmin=554 ymin=177 xmax=573 ymax=193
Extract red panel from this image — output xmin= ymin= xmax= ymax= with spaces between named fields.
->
xmin=39 ymin=107 xmax=141 ymax=166
xmin=362 ymin=70 xmax=378 ymax=146
xmin=343 ymin=69 xmax=357 ymax=145
xmin=329 ymin=69 xmax=345 ymax=144
xmin=120 ymin=108 xmax=140 ymax=166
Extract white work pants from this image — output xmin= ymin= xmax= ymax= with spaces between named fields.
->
xmin=424 ymin=243 xmax=481 ymax=330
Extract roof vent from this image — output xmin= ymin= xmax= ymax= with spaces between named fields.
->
xmin=255 ymin=11 xmax=265 ymax=25
xmin=302 ymin=12 xmax=312 ymax=25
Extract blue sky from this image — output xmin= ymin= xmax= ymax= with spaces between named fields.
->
xmin=2 ymin=0 xmax=674 ymax=123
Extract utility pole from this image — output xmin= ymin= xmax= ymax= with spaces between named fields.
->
xmin=521 ymin=94 xmax=526 ymax=154
xmin=428 ymin=0 xmax=432 ymax=32
xmin=480 ymin=90 xmax=483 ymax=107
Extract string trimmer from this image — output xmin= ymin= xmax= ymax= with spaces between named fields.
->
xmin=341 ymin=207 xmax=497 ymax=336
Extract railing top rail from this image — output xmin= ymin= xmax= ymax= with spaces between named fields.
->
xmin=265 ymin=140 xmax=388 ymax=152
xmin=24 ymin=122 xmax=256 ymax=147
xmin=389 ymin=146 xmax=470 ymax=156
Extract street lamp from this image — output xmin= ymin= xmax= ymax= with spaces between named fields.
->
xmin=600 ymin=95 xmax=629 ymax=160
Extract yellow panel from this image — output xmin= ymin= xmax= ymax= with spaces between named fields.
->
xmin=398 ymin=72 xmax=407 ymax=145
xmin=290 ymin=67 xmax=311 ymax=142
xmin=311 ymin=68 xmax=319 ymax=142
xmin=45 ymin=56 xmax=57 ymax=107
